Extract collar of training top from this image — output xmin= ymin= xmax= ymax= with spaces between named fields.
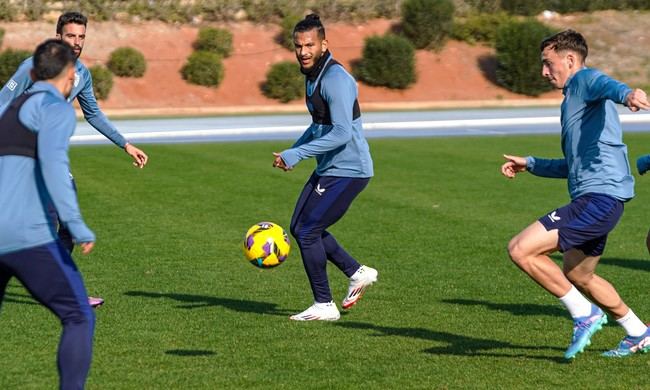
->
xmin=301 ymin=50 xmax=332 ymax=82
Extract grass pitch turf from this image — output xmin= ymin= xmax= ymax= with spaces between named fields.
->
xmin=1 ymin=134 xmax=650 ymax=388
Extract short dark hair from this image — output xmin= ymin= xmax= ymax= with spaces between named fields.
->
xmin=293 ymin=14 xmax=326 ymax=40
xmin=33 ymin=39 xmax=76 ymax=81
xmin=56 ymin=11 xmax=87 ymax=35
xmin=540 ymin=29 xmax=588 ymax=62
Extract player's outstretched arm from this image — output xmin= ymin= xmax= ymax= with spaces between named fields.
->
xmin=501 ymin=154 xmax=527 ymax=178
xmin=626 ymin=88 xmax=650 ymax=112
xmin=272 ymin=152 xmax=291 ymax=172
xmin=125 ymin=143 xmax=148 ymax=168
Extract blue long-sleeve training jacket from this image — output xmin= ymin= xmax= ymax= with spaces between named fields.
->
xmin=0 ymin=82 xmax=95 ymax=255
xmin=280 ymin=55 xmax=373 ymax=178
xmin=526 ymin=68 xmax=634 ymax=201
xmin=0 ymin=57 xmax=127 ymax=148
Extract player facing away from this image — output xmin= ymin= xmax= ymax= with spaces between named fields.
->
xmin=501 ymin=30 xmax=650 ymax=359
xmin=272 ymin=14 xmax=377 ymax=321
xmin=0 ymin=39 xmax=96 ymax=390
xmin=0 ymin=11 xmax=149 ymax=308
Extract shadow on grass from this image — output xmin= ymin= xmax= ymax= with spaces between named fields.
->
xmin=550 ymin=254 xmax=650 ymax=272
xmin=336 ymin=321 xmax=566 ymax=363
xmin=442 ymin=298 xmax=566 ymax=318
xmin=165 ymin=349 xmax=216 ymax=357
xmin=598 ymin=257 xmax=650 ymax=272
xmin=2 ymin=291 xmax=38 ymax=306
xmin=124 ymin=291 xmax=293 ymax=316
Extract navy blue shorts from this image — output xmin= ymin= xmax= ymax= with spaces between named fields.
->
xmin=538 ymin=193 xmax=624 ymax=256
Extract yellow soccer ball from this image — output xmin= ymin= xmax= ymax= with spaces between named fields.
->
xmin=243 ymin=222 xmax=291 ymax=268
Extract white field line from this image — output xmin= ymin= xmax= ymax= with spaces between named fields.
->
xmin=70 ymin=114 xmax=650 ymax=143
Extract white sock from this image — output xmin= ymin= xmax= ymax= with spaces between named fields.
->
xmin=616 ymin=310 xmax=648 ymax=337
xmin=559 ymin=286 xmax=593 ymax=319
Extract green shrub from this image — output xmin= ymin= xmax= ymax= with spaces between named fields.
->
xmin=451 ymin=12 xmax=515 ymax=46
xmin=22 ymin=0 xmax=48 ymax=21
xmin=107 ymin=47 xmax=146 ymax=77
xmin=355 ymin=34 xmax=416 ymax=89
xmin=181 ymin=51 xmax=224 ymax=87
xmin=0 ymin=49 xmax=31 ymax=85
xmin=89 ymin=65 xmax=113 ymax=100
xmin=0 ymin=0 xmax=17 ymax=21
xmin=279 ymin=14 xmax=302 ymax=51
xmin=401 ymin=0 xmax=454 ymax=50
xmin=499 ymin=0 xmax=544 ymax=15
xmin=495 ymin=19 xmax=556 ymax=96
xmin=0 ymin=28 xmax=4 ymax=47
xmin=193 ymin=27 xmax=233 ymax=58
xmin=127 ymin=0 xmax=191 ymax=23
xmin=262 ymin=61 xmax=303 ymax=103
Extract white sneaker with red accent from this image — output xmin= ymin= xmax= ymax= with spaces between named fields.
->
xmin=290 ymin=301 xmax=340 ymax=321
xmin=88 ymin=296 xmax=104 ymax=308
xmin=342 ymin=265 xmax=378 ymax=310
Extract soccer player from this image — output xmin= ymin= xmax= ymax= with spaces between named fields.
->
xmin=0 ymin=39 xmax=95 ymax=390
xmin=0 ymin=11 xmax=149 ymax=307
xmin=272 ymin=14 xmax=377 ymax=321
xmin=501 ymin=30 xmax=650 ymax=359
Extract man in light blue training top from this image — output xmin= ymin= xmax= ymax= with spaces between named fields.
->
xmin=0 ymin=39 xmax=96 ymax=390
xmin=0 ymin=11 xmax=148 ymax=307
xmin=501 ymin=30 xmax=650 ymax=359
xmin=272 ymin=14 xmax=377 ymax=321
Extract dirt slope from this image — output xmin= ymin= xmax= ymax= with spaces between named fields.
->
xmin=1 ymin=19 xmax=562 ymax=114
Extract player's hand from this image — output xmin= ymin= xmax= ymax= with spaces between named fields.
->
xmin=626 ymin=89 xmax=650 ymax=112
xmin=79 ymin=242 xmax=95 ymax=255
xmin=501 ymin=154 xmax=527 ymax=178
xmin=272 ymin=152 xmax=291 ymax=172
xmin=637 ymin=155 xmax=650 ymax=175
xmin=125 ymin=143 xmax=148 ymax=168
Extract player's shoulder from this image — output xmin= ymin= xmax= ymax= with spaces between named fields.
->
xmin=322 ymin=62 xmax=356 ymax=87
xmin=573 ymin=67 xmax=605 ymax=84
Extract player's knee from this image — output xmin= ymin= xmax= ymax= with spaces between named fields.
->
xmin=564 ymin=269 xmax=591 ymax=289
xmin=507 ymin=238 xmax=527 ymax=265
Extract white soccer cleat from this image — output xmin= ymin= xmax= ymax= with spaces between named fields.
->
xmin=342 ymin=265 xmax=378 ymax=310
xmin=290 ymin=301 xmax=340 ymax=321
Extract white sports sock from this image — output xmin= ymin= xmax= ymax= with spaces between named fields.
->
xmin=559 ymin=286 xmax=593 ymax=319
xmin=616 ymin=310 xmax=648 ymax=337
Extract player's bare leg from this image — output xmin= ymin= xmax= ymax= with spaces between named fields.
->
xmin=562 ymin=249 xmax=629 ymax=319
xmin=507 ymin=221 xmax=571 ymax=296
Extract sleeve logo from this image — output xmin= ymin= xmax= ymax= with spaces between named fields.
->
xmin=6 ymin=79 xmax=17 ymax=91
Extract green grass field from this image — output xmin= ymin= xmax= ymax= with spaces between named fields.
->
xmin=2 ymin=134 xmax=650 ymax=389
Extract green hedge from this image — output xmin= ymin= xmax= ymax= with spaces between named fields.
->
xmin=355 ymin=34 xmax=416 ymax=89
xmin=193 ymin=27 xmax=233 ymax=58
xmin=181 ymin=51 xmax=224 ymax=87
xmin=0 ymin=49 xmax=31 ymax=85
xmin=495 ymin=19 xmax=556 ymax=96
xmin=401 ymin=0 xmax=454 ymax=50
xmin=89 ymin=65 xmax=114 ymax=100
xmin=262 ymin=61 xmax=303 ymax=103
xmin=278 ymin=14 xmax=302 ymax=51
xmin=451 ymin=12 xmax=515 ymax=46
xmin=107 ymin=47 xmax=146 ymax=77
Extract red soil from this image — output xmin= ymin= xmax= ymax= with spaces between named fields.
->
xmin=0 ymin=19 xmax=561 ymax=114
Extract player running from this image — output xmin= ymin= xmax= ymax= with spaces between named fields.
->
xmin=501 ymin=30 xmax=650 ymax=359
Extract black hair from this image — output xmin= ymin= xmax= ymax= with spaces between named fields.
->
xmin=293 ymin=13 xmax=326 ymax=40
xmin=540 ymin=29 xmax=588 ymax=62
xmin=33 ymin=39 xmax=76 ymax=81
xmin=56 ymin=11 xmax=87 ymax=35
